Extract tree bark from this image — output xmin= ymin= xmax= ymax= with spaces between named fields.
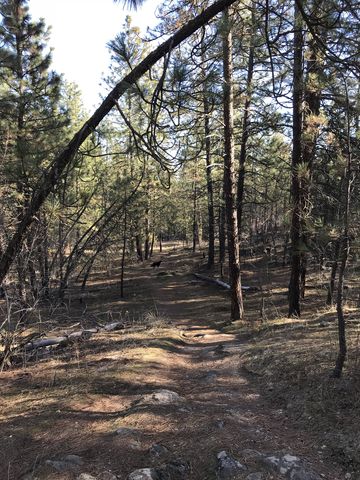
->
xmin=136 ymin=234 xmax=143 ymax=262
xmin=288 ymin=1 xmax=303 ymax=317
xmin=222 ymin=8 xmax=244 ymax=322
xmin=120 ymin=206 xmax=127 ymax=299
xmin=237 ymin=3 xmax=255 ymax=234
xmin=201 ymin=37 xmax=215 ymax=267
xmin=0 ymin=0 xmax=238 ymax=285
xmin=332 ymin=80 xmax=352 ymax=378
xmin=326 ymin=239 xmax=340 ymax=305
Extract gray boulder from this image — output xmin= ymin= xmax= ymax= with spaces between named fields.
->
xmin=216 ymin=451 xmax=246 ymax=479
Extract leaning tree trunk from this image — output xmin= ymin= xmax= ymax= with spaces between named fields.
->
xmin=222 ymin=8 xmax=244 ymax=321
xmin=288 ymin=0 xmax=303 ymax=317
xmin=0 ymin=0 xmax=239 ymax=285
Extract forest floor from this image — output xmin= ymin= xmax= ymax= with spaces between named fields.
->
xmin=1 ymin=246 xmax=359 ymax=480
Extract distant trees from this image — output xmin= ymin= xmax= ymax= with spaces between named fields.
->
xmin=0 ymin=0 xmax=67 ymax=301
xmin=0 ymin=0 xmax=359 ymax=375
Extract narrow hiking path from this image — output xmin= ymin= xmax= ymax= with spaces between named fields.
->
xmin=0 ymin=249 xmax=344 ymax=479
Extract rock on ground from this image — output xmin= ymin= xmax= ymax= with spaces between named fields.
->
xmin=116 ymin=427 xmax=139 ymax=436
xmin=77 ymin=474 xmax=97 ymax=480
xmin=245 ymin=474 xmax=264 ymax=480
xmin=45 ymin=454 xmax=84 ymax=472
xmin=149 ymin=444 xmax=170 ymax=457
xmin=216 ymin=451 xmax=246 ymax=479
xmin=127 ymin=468 xmax=158 ymax=480
xmin=141 ymin=389 xmax=185 ymax=405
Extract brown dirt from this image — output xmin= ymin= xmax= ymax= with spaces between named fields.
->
xmin=0 ymin=246 xmax=355 ymax=479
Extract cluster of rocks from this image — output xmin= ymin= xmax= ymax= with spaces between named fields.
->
xmin=215 ymin=449 xmax=323 ymax=480
xmin=30 ymin=445 xmax=328 ymax=480
xmin=22 ymin=389 xmax=327 ymax=480
xmin=21 ymin=454 xmax=117 ymax=480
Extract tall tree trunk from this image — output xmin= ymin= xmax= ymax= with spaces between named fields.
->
xmin=136 ymin=234 xmax=143 ymax=262
xmin=26 ymin=229 xmax=38 ymax=300
xmin=332 ymin=81 xmax=352 ymax=378
xmin=159 ymin=233 xmax=163 ymax=253
xmin=299 ymin=7 xmax=323 ymax=300
xmin=120 ymin=206 xmax=127 ymax=299
xmin=237 ymin=4 xmax=255 ymax=234
xmin=0 ymin=0 xmax=238 ymax=285
xmin=149 ymin=232 xmax=155 ymax=258
xmin=219 ymin=196 xmax=226 ymax=265
xmin=144 ymin=182 xmax=151 ymax=260
xmin=326 ymin=239 xmax=340 ymax=306
xmin=222 ymin=8 xmax=244 ymax=321
xmin=288 ymin=1 xmax=303 ymax=317
xmin=192 ymin=175 xmax=199 ymax=253
xmin=201 ymin=38 xmax=215 ymax=267
xmin=37 ymin=212 xmax=50 ymax=298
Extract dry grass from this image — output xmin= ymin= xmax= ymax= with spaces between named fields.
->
xmin=237 ymin=306 xmax=360 ymax=471
xmin=0 ymin=247 xmax=358 ymax=479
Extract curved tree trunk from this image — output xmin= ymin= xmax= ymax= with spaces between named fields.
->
xmin=0 ymin=0 xmax=238 ymax=285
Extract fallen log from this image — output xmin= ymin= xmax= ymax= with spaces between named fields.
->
xmin=25 ymin=337 xmax=68 ymax=351
xmin=193 ymin=273 xmax=258 ymax=292
xmin=103 ymin=321 xmax=126 ymax=331
xmin=23 ymin=323 xmax=122 ymax=352
xmin=194 ymin=273 xmax=230 ymax=290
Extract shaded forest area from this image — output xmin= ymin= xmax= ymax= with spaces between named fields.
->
xmin=0 ymin=0 xmax=360 ymax=478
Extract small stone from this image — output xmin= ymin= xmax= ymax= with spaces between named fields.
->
xmin=63 ymin=455 xmax=84 ymax=466
xmin=77 ymin=475 xmax=97 ymax=480
xmin=178 ymin=406 xmax=192 ymax=413
xmin=127 ymin=468 xmax=158 ymax=480
xmin=280 ymin=454 xmax=300 ymax=474
xmin=98 ymin=473 xmax=118 ymax=480
xmin=149 ymin=444 xmax=169 ymax=457
xmin=241 ymin=449 xmax=262 ymax=461
xmin=261 ymin=455 xmax=280 ymax=472
xmin=216 ymin=420 xmax=225 ymax=429
xmin=345 ymin=474 xmax=351 ymax=480
xmin=289 ymin=467 xmax=322 ymax=480
xmin=283 ymin=454 xmax=300 ymax=464
xmin=128 ymin=439 xmax=143 ymax=450
xmin=116 ymin=427 xmax=138 ymax=436
xmin=203 ymin=371 xmax=218 ymax=383
xmin=45 ymin=455 xmax=84 ymax=472
xmin=150 ymin=389 xmax=184 ymax=404
xmin=158 ymin=458 xmax=190 ymax=479
xmin=246 ymin=473 xmax=264 ymax=480
xmin=216 ymin=451 xmax=246 ymax=479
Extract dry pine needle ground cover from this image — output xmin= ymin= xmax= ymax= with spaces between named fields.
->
xmin=0 ymin=246 xmax=359 ymax=479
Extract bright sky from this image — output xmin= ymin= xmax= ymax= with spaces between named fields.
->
xmin=29 ymin=0 xmax=161 ymax=111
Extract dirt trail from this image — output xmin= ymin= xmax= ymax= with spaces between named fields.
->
xmin=0 ymin=249 xmax=344 ymax=479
